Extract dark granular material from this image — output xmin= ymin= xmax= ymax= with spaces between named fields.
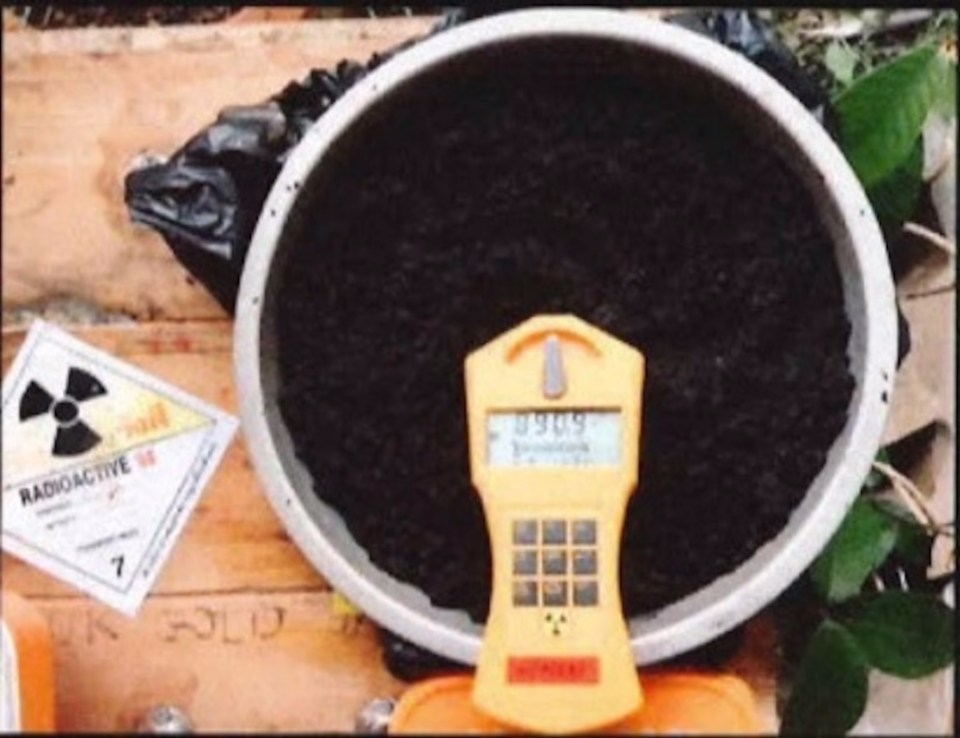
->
xmin=274 ymin=41 xmax=855 ymax=623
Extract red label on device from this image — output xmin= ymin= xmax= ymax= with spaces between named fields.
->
xmin=507 ymin=656 xmax=600 ymax=684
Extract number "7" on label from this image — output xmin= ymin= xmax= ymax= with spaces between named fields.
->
xmin=111 ymin=555 xmax=125 ymax=578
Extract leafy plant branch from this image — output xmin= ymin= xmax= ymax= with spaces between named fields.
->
xmin=778 ymin=25 xmax=956 ymax=734
xmin=779 ymin=469 xmax=955 ymax=735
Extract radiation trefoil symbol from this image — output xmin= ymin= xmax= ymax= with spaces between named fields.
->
xmin=19 ymin=367 xmax=107 ymax=457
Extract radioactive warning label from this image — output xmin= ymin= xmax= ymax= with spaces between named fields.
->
xmin=1 ymin=320 xmax=238 ymax=616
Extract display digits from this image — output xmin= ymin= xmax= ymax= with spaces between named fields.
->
xmin=512 ymin=411 xmax=588 ymax=437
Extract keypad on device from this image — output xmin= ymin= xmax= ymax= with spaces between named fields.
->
xmin=572 ymin=549 xmax=597 ymax=575
xmin=513 ymin=580 xmax=538 ymax=607
xmin=573 ymin=580 xmax=598 ymax=606
xmin=511 ymin=515 xmax=600 ymax=608
xmin=542 ymin=581 xmax=568 ymax=607
xmin=542 ymin=550 xmax=567 ymax=575
xmin=572 ymin=519 xmax=597 ymax=545
xmin=513 ymin=519 xmax=538 ymax=545
xmin=513 ymin=549 xmax=538 ymax=576
xmin=542 ymin=519 xmax=567 ymax=545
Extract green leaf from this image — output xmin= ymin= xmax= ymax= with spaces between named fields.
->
xmin=893 ymin=519 xmax=935 ymax=567
xmin=825 ymin=40 xmax=860 ymax=88
xmin=871 ymin=495 xmax=917 ymax=524
xmin=835 ymin=45 xmax=947 ymax=187
xmin=842 ymin=591 xmax=956 ymax=678
xmin=865 ymin=138 xmax=924 ymax=234
xmin=862 ymin=448 xmax=892 ymax=491
xmin=932 ymin=55 xmax=956 ymax=118
xmin=872 ymin=497 xmax=935 ymax=567
xmin=780 ymin=620 xmax=869 ymax=735
xmin=810 ymin=498 xmax=900 ymax=603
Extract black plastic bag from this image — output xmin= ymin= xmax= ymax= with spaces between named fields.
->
xmin=124 ymin=54 xmax=406 ymax=309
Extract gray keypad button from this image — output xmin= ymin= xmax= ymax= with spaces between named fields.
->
xmin=573 ymin=581 xmax=598 ymax=606
xmin=513 ymin=580 xmax=538 ymax=607
xmin=513 ymin=549 xmax=537 ymax=576
xmin=542 ymin=549 xmax=567 ymax=575
xmin=542 ymin=581 xmax=568 ymax=607
xmin=513 ymin=519 xmax=537 ymax=545
xmin=542 ymin=519 xmax=567 ymax=544
xmin=572 ymin=519 xmax=597 ymax=545
xmin=572 ymin=549 xmax=597 ymax=575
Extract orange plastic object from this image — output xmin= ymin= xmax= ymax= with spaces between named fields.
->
xmin=465 ymin=316 xmax=646 ymax=732
xmin=1 ymin=591 xmax=56 ymax=732
xmin=389 ymin=671 xmax=762 ymax=734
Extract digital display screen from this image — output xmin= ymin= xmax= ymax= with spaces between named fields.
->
xmin=487 ymin=410 xmax=622 ymax=467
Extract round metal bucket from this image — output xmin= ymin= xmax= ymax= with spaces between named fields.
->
xmin=234 ymin=8 xmax=897 ymax=665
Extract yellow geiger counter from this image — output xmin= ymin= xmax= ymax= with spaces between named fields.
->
xmin=465 ymin=314 xmax=644 ymax=734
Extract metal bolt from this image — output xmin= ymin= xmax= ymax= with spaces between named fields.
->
xmin=138 ymin=705 xmax=194 ymax=734
xmin=355 ymin=697 xmax=396 ymax=734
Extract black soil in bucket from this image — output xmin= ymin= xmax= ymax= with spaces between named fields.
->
xmin=274 ymin=40 xmax=855 ymax=623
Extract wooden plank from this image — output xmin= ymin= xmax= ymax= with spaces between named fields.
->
xmin=1 ymin=17 xmax=437 ymax=325
xmin=37 ymin=587 xmax=779 ymax=732
xmin=37 ymin=589 xmax=404 ymax=731
xmin=227 ymin=7 xmax=313 ymax=24
xmin=2 ymin=320 xmax=323 ymax=596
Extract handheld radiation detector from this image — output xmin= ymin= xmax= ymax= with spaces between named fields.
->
xmin=465 ymin=315 xmax=644 ymax=734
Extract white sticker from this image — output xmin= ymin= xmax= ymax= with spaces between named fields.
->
xmin=1 ymin=621 xmax=20 ymax=732
xmin=1 ymin=320 xmax=238 ymax=617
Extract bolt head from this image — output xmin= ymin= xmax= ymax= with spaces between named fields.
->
xmin=138 ymin=705 xmax=194 ymax=734
xmin=355 ymin=697 xmax=396 ymax=734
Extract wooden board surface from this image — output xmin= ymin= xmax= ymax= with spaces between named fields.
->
xmin=2 ymin=13 xmax=949 ymax=733
xmin=38 ymin=590 xmax=403 ymax=732
xmin=2 ymin=17 xmax=436 ymax=325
